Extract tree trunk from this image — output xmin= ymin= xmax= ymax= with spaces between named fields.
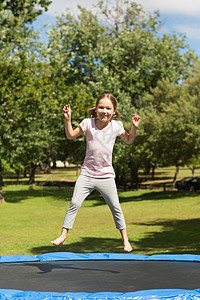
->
xmin=43 ymin=160 xmax=51 ymax=174
xmin=52 ymin=160 xmax=57 ymax=169
xmin=172 ymin=157 xmax=182 ymax=188
xmin=24 ymin=167 xmax=28 ymax=178
xmin=16 ymin=169 xmax=20 ymax=184
xmin=0 ymin=161 xmax=5 ymax=203
xmin=151 ymin=166 xmax=155 ymax=180
xmin=192 ymin=167 xmax=195 ymax=177
xmin=189 ymin=166 xmax=195 ymax=177
xmin=130 ymin=168 xmax=139 ymax=189
xmin=29 ymin=163 xmax=36 ymax=184
xmin=0 ymin=187 xmax=5 ymax=203
xmin=187 ymin=165 xmax=195 ymax=177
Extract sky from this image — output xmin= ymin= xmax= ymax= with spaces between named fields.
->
xmin=33 ymin=0 xmax=200 ymax=57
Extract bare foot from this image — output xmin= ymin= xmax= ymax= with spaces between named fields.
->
xmin=120 ymin=229 xmax=133 ymax=252
xmin=123 ymin=240 xmax=133 ymax=253
xmin=51 ymin=228 xmax=68 ymax=246
xmin=51 ymin=235 xmax=65 ymax=245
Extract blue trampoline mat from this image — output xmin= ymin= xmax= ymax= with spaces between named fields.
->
xmin=1 ymin=252 xmax=200 ymax=300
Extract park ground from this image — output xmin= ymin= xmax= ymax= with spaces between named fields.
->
xmin=0 ymin=166 xmax=200 ymax=256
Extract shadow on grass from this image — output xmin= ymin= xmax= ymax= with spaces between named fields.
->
xmin=91 ymin=190 xmax=200 ymax=206
xmin=133 ymin=218 xmax=200 ymax=255
xmin=31 ymin=237 xmax=124 ymax=255
xmin=119 ymin=190 xmax=200 ymax=202
xmin=3 ymin=187 xmax=74 ymax=204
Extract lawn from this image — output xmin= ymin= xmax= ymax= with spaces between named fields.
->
xmin=1 ymin=183 xmax=200 ymax=256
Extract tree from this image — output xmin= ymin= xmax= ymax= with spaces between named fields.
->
xmin=140 ymin=78 xmax=200 ymax=185
xmin=44 ymin=1 xmax=197 ymax=186
xmin=0 ymin=0 xmax=51 ymax=23
xmin=46 ymin=6 xmax=103 ymax=87
xmin=187 ymin=155 xmax=200 ymax=177
xmin=93 ymin=0 xmax=197 ymax=108
xmin=1 ymin=0 xmax=198 ymax=200
xmin=0 ymin=0 xmax=52 ymax=201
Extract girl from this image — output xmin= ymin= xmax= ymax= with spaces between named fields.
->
xmin=51 ymin=93 xmax=140 ymax=252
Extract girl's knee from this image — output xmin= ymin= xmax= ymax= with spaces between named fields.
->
xmin=68 ymin=201 xmax=81 ymax=211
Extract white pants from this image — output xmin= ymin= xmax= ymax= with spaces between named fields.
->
xmin=63 ymin=175 xmax=126 ymax=230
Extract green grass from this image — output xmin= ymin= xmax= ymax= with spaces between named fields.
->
xmin=1 ymin=184 xmax=200 ymax=256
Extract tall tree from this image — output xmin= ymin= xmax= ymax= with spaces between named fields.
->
xmin=141 ymin=78 xmax=200 ymax=184
xmin=45 ymin=0 xmax=197 ymax=186
xmin=93 ymin=0 xmax=197 ymax=107
xmin=0 ymin=0 xmax=52 ymax=201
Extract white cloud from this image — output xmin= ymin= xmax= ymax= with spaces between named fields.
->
xmin=47 ymin=0 xmax=200 ymax=16
xmin=46 ymin=0 xmax=99 ymax=16
xmin=137 ymin=0 xmax=200 ymax=16
xmin=175 ymin=24 xmax=200 ymax=40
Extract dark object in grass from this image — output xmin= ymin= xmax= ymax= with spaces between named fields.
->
xmin=175 ymin=177 xmax=200 ymax=191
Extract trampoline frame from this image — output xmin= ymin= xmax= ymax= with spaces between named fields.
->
xmin=1 ymin=252 xmax=200 ymax=300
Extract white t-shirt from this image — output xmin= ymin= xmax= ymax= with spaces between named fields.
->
xmin=80 ymin=118 xmax=124 ymax=178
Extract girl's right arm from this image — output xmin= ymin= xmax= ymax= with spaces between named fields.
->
xmin=63 ymin=104 xmax=83 ymax=140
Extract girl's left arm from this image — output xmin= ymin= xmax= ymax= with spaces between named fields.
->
xmin=120 ymin=114 xmax=140 ymax=145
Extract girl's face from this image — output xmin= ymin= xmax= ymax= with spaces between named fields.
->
xmin=95 ymin=98 xmax=115 ymax=122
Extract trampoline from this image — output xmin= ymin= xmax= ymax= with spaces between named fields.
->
xmin=1 ymin=252 xmax=200 ymax=299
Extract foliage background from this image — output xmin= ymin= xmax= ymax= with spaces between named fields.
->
xmin=0 ymin=0 xmax=200 ymax=202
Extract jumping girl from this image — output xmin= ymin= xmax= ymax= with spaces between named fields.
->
xmin=51 ymin=93 xmax=140 ymax=252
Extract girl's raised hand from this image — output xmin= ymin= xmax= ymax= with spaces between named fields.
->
xmin=132 ymin=114 xmax=140 ymax=128
xmin=63 ymin=104 xmax=71 ymax=120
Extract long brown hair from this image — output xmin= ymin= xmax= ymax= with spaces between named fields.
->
xmin=88 ymin=93 xmax=120 ymax=120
